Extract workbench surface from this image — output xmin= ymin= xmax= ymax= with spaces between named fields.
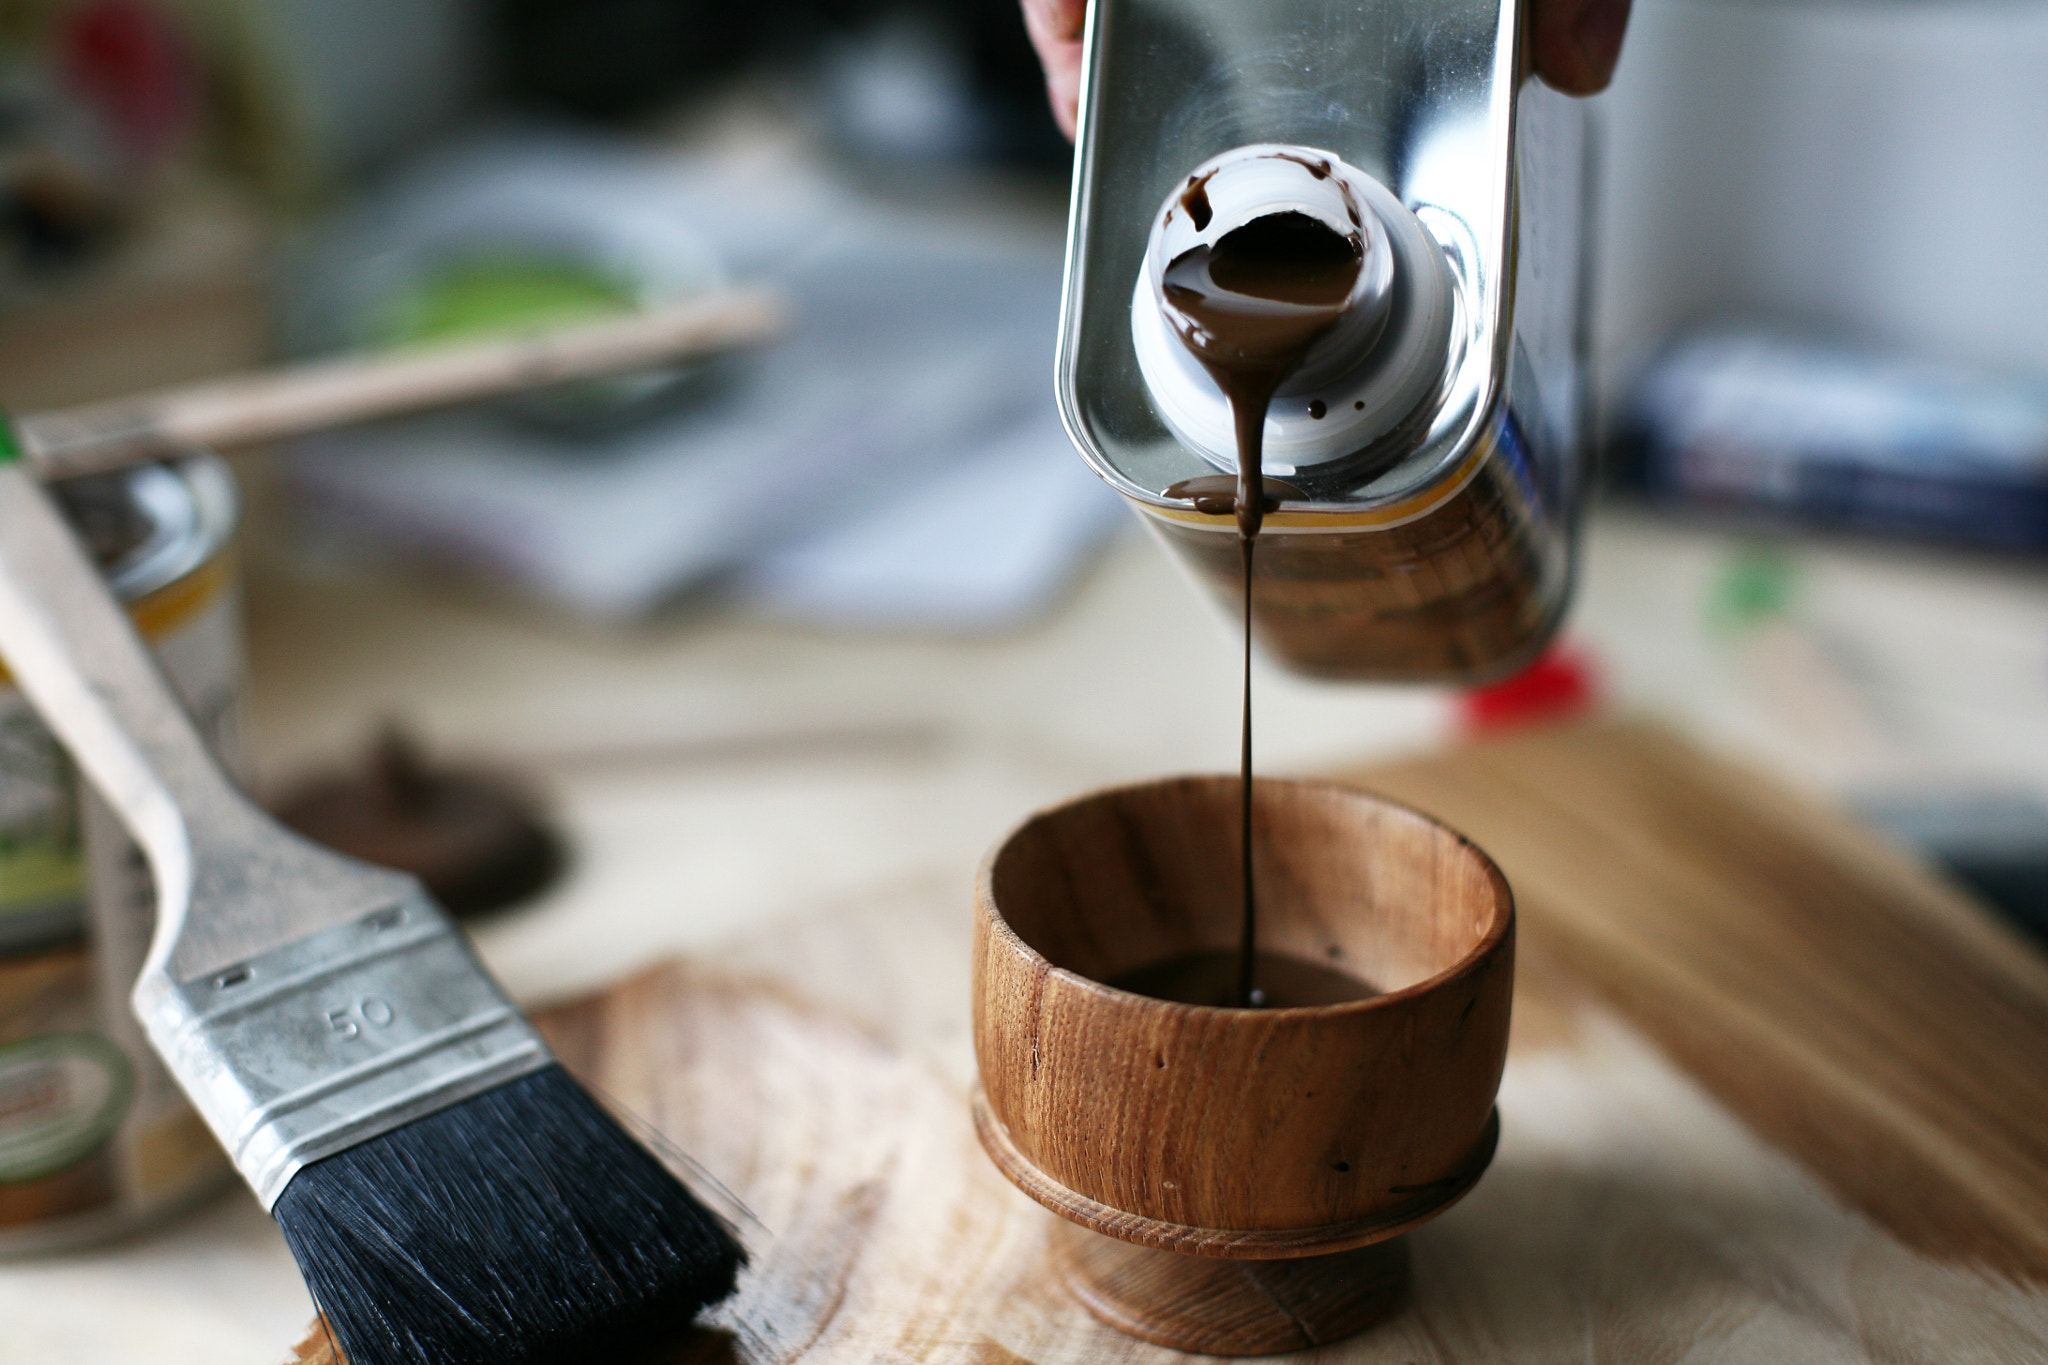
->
xmin=3 ymin=507 xmax=2046 ymax=1365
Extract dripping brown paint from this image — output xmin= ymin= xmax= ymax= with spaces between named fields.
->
xmin=1158 ymin=210 xmax=1364 ymax=1006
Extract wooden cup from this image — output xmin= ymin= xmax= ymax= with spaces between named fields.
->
xmin=972 ymin=776 xmax=1514 ymax=1354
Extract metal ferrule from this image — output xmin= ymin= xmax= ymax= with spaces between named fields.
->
xmin=137 ymin=894 xmax=553 ymax=1209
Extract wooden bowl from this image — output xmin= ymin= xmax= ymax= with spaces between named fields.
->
xmin=972 ymin=776 xmax=1514 ymax=1354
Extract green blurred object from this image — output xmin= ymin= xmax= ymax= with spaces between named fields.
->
xmin=0 ymin=842 xmax=85 ymax=907
xmin=1710 ymin=546 xmax=1798 ymax=632
xmin=379 ymin=254 xmax=639 ymax=350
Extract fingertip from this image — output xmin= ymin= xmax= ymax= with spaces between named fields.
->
xmin=1021 ymin=0 xmax=1085 ymax=140
xmin=1531 ymin=0 xmax=1631 ymax=95
xmin=1047 ymin=67 xmax=1080 ymax=141
xmin=1573 ymin=0 xmax=1632 ymax=92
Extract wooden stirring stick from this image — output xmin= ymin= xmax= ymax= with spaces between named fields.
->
xmin=17 ymin=287 xmax=790 ymax=480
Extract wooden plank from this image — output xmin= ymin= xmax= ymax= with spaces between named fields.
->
xmin=278 ymin=720 xmax=2048 ymax=1362
xmin=1350 ymin=719 xmax=2048 ymax=1277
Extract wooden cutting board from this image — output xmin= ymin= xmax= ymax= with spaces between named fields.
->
xmin=285 ymin=719 xmax=2048 ymax=1364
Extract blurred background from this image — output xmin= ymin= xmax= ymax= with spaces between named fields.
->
xmin=0 ymin=0 xmax=2041 ymax=953
xmin=0 ymin=0 xmax=2046 ymax=1356
xmin=0 ymin=0 xmax=2040 ymax=964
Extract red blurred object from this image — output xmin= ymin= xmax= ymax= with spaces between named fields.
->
xmin=1458 ymin=644 xmax=1601 ymax=736
xmin=60 ymin=0 xmax=196 ymax=172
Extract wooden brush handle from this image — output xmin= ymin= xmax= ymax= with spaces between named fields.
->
xmin=0 ymin=455 xmax=407 ymax=982
xmin=17 ymin=287 xmax=789 ymax=480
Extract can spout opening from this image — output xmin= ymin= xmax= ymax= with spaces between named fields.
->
xmin=1131 ymin=145 xmax=1455 ymax=486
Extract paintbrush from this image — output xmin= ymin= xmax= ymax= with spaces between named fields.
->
xmin=15 ymin=286 xmax=788 ymax=481
xmin=0 ymin=423 xmax=744 ymax=1360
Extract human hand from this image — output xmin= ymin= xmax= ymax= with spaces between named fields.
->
xmin=1020 ymin=0 xmax=1088 ymax=140
xmin=1020 ymin=0 xmax=1632 ymax=141
xmin=1529 ymin=0 xmax=1632 ymax=96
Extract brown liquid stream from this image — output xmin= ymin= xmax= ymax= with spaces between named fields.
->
xmin=1159 ymin=211 xmax=1363 ymax=1007
xmin=1111 ymin=948 xmax=1376 ymax=1009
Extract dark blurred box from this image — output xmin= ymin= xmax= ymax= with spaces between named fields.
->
xmin=1619 ymin=329 xmax=2048 ymax=552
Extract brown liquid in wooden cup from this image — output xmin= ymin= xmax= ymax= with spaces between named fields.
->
xmin=971 ymin=776 xmax=1514 ymax=1354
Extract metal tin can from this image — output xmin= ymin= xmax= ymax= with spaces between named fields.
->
xmin=1056 ymin=0 xmax=1588 ymax=682
xmin=0 ymin=455 xmax=239 ymax=1253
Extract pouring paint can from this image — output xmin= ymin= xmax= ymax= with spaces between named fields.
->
xmin=0 ymin=454 xmax=240 ymax=1253
xmin=1057 ymin=0 xmax=1588 ymax=682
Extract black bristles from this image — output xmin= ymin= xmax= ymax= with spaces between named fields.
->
xmin=272 ymin=1065 xmax=744 ymax=1365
